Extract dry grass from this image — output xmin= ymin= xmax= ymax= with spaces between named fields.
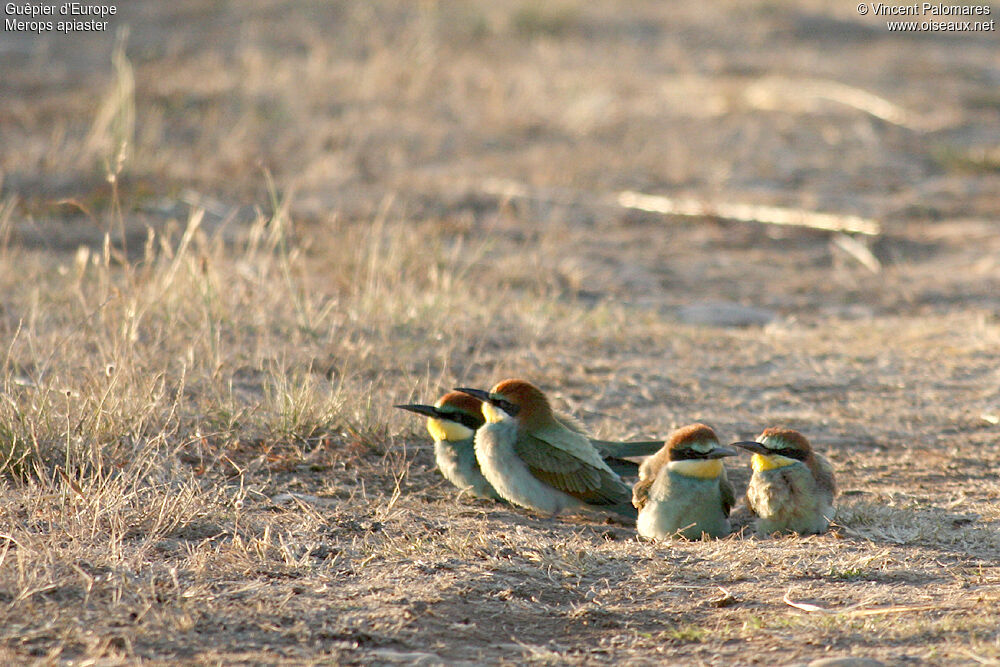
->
xmin=2 ymin=0 xmax=1000 ymax=664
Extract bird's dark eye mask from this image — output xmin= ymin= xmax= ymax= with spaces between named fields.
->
xmin=489 ymin=396 xmax=520 ymax=416
xmin=438 ymin=409 xmax=484 ymax=431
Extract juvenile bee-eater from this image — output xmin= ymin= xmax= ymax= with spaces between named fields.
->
xmin=455 ymin=379 xmax=644 ymax=523
xmin=632 ymin=424 xmax=737 ymax=540
xmin=395 ymin=392 xmax=502 ymax=500
xmin=730 ymin=427 xmax=836 ymax=535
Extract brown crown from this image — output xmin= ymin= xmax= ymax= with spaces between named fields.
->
xmin=490 ymin=378 xmax=553 ymax=423
xmin=436 ymin=391 xmax=487 ymax=419
xmin=668 ymin=423 xmax=719 ymax=450
xmin=758 ymin=427 xmax=813 ymax=453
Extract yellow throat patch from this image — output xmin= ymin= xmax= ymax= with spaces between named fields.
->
xmin=427 ymin=418 xmax=474 ymax=442
xmin=668 ymin=458 xmax=724 ymax=480
xmin=480 ymin=402 xmax=509 ymax=425
xmin=751 ymin=453 xmax=798 ymax=473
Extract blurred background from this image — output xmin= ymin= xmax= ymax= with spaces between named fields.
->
xmin=2 ymin=0 xmax=999 ymax=425
xmin=4 ymin=0 xmax=998 ymax=243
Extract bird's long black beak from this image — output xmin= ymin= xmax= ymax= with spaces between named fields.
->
xmin=394 ymin=404 xmax=441 ymax=419
xmin=706 ymin=446 xmax=739 ymax=459
xmin=729 ymin=440 xmax=769 ymax=455
xmin=454 ymin=387 xmax=490 ymax=403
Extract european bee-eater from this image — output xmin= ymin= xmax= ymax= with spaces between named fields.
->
xmin=395 ymin=392 xmax=502 ymax=500
xmin=397 ymin=388 xmax=662 ymax=502
xmin=455 ymin=379 xmax=645 ymax=523
xmin=632 ymin=424 xmax=737 ymax=540
xmin=730 ymin=427 xmax=836 ymax=535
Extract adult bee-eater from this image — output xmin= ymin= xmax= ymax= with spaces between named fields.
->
xmin=455 ymin=379 xmax=646 ymax=523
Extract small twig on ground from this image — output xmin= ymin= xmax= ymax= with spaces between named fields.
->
xmin=477 ymin=178 xmax=882 ymax=236
xmin=744 ymin=76 xmax=924 ymax=130
xmin=783 ymin=589 xmax=939 ymax=617
xmin=618 ymin=191 xmax=881 ymax=236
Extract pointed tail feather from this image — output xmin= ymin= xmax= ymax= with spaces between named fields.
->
xmin=592 ymin=439 xmax=664 ymax=458
xmin=603 ymin=456 xmax=641 ymax=478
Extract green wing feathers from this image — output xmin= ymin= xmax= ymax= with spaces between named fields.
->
xmin=516 ymin=427 xmax=632 ymax=507
xmin=553 ymin=412 xmax=661 ymax=469
xmin=554 ymin=412 xmax=588 ymax=435
xmin=526 ymin=424 xmax=616 ymax=474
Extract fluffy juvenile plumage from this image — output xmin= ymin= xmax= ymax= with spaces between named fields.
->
xmin=731 ymin=427 xmax=836 ymax=535
xmin=633 ymin=424 xmax=736 ymax=540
